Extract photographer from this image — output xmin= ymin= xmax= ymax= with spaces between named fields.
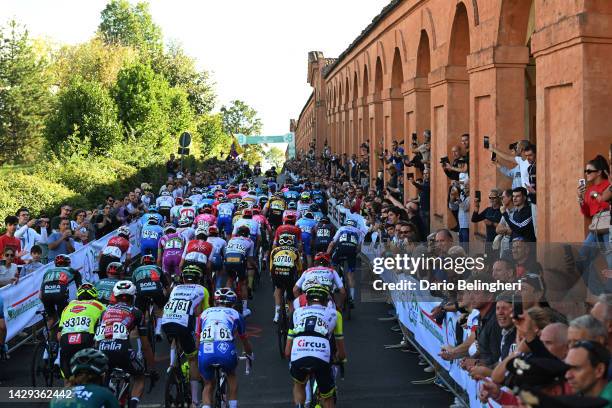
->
xmin=449 ymin=179 xmax=470 ymax=247
xmin=14 ymin=207 xmax=48 ymax=263
xmin=47 ymin=217 xmax=75 ymax=259
xmin=472 ymin=188 xmax=502 ymax=245
xmin=495 ymin=142 xmax=524 ymax=189
xmin=443 ymin=145 xmax=468 ymax=181
xmin=490 ymin=140 xmax=531 ymax=188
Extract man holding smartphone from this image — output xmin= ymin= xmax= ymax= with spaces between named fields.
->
xmin=490 ymin=140 xmax=531 ymax=189
xmin=47 ymin=218 xmax=75 ymax=259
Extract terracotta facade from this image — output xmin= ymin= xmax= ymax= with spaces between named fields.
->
xmin=293 ymin=0 xmax=612 ymax=243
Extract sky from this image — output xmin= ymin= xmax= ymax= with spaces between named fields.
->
xmin=1 ymin=0 xmax=390 ymax=135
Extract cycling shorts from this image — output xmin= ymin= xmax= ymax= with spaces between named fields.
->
xmin=224 ymin=260 xmax=247 ymax=281
xmin=140 ymin=242 xmax=158 ymax=259
xmin=332 ymin=246 xmax=358 ymax=273
xmin=198 ymin=341 xmax=238 ymax=381
xmin=217 ymin=217 xmax=233 ymax=235
xmin=301 ymin=234 xmax=313 ymax=255
xmin=134 ymin=281 xmax=166 ymax=310
xmin=162 ymin=322 xmax=197 ymax=357
xmin=314 ymin=240 xmax=331 ymax=254
xmin=97 ymin=340 xmax=145 ymax=376
xmin=290 ymin=356 xmax=335 ymax=397
xmin=268 ymin=213 xmax=283 ymax=228
xmin=210 ymin=254 xmax=223 ymax=271
xmin=60 ymin=332 xmax=94 ymax=378
xmin=40 ymin=285 xmax=69 ymax=319
xmin=162 ymin=252 xmax=182 ymax=277
xmin=271 ymin=274 xmax=296 ymax=301
xmin=98 ymin=254 xmax=121 ymax=280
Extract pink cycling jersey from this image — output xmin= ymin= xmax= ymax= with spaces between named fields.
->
xmin=159 ymin=232 xmax=185 ymax=276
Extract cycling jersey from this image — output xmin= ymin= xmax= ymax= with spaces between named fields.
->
xmin=274 ymin=225 xmax=302 ymax=248
xmin=194 ymin=213 xmax=217 ymax=230
xmin=207 ymin=237 xmax=227 ymax=270
xmin=296 ymin=217 xmax=317 ymax=255
xmin=197 ymin=306 xmax=246 ymax=381
xmin=232 ymin=218 xmax=260 ymax=242
xmin=270 ymin=246 xmax=300 ymax=277
xmin=159 ymin=232 xmax=186 ymax=276
xmin=311 ymin=211 xmax=325 ymax=222
xmin=284 ymin=191 xmax=300 ymax=203
xmin=50 ymin=384 xmax=119 ymax=408
xmin=282 ymin=209 xmax=299 ymax=221
xmin=139 ymin=212 xmax=164 ymax=227
xmin=266 ymin=198 xmax=286 ymax=223
xmin=161 ymin=284 xmax=209 ymax=328
xmin=59 ymin=299 xmax=106 ymax=336
xmin=289 ymin=305 xmax=342 ymax=362
xmin=314 ymin=223 xmax=335 ymax=252
xmin=95 ymin=278 xmax=119 ymax=305
xmin=132 ymin=264 xmax=167 ymax=311
xmin=332 ymin=226 xmax=363 ymax=249
xmin=224 ymin=236 xmax=255 ymax=279
xmin=156 ymin=195 xmax=175 ymax=210
xmin=296 ymin=201 xmax=311 ymax=217
xmin=107 ymin=236 xmax=130 ymax=257
xmin=40 ymin=267 xmax=81 ymax=317
xmin=140 ymin=224 xmax=163 ymax=258
xmin=296 ymin=266 xmax=343 ymax=293
xmin=182 ymin=239 xmax=213 ymax=266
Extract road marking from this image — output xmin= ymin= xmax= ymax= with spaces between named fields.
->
xmin=246 ymin=324 xmax=263 ymax=338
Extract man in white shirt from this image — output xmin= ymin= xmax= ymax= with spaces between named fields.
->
xmin=491 ymin=140 xmax=530 ymax=188
xmin=14 ymin=208 xmax=48 ymax=263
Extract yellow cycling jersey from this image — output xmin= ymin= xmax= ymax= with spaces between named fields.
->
xmin=270 ymin=245 xmax=300 ymax=276
xmin=268 ymin=198 xmax=286 ymax=212
xmin=59 ymin=299 xmax=106 ymax=335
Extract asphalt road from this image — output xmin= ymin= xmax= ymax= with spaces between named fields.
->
xmin=0 ymin=258 xmax=453 ymax=408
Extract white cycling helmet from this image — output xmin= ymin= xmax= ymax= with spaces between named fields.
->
xmin=161 ymin=191 xmax=171 ymax=196
xmin=113 ymin=280 xmax=136 ymax=298
xmin=117 ymin=226 xmax=130 ymax=238
xmin=195 ymin=226 xmax=208 ymax=237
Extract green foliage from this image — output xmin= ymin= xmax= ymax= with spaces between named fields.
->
xmin=198 ymin=113 xmax=232 ymax=159
xmin=265 ymin=146 xmax=286 ymax=169
xmin=220 ymin=100 xmax=263 ymax=136
xmin=242 ymin=145 xmax=264 ymax=166
xmin=45 ymin=77 xmax=123 ymax=154
xmin=153 ymin=42 xmax=216 ymax=115
xmin=98 ymin=0 xmax=162 ymax=56
xmin=0 ymin=20 xmax=52 ymax=164
xmin=50 ymin=37 xmax=138 ymax=89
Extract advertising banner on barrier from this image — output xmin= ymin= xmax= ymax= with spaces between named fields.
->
xmin=0 ymin=221 xmax=142 ymax=342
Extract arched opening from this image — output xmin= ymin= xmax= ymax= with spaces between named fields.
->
xmin=524 ymin=1 xmax=536 ymax=142
xmin=353 ymin=72 xmax=359 ymax=155
xmin=449 ymin=3 xmax=470 ymax=67
xmin=362 ymin=65 xmax=370 ymax=168
xmin=390 ymin=47 xmax=404 ymax=147
xmin=372 ymin=58 xmax=384 ymax=181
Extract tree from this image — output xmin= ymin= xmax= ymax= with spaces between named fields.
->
xmin=45 ymin=77 xmax=123 ymax=154
xmin=0 ymin=20 xmax=52 ymax=163
xmin=197 ymin=113 xmax=232 ymax=159
xmin=98 ymin=0 xmax=162 ymax=55
xmin=220 ymin=100 xmax=263 ymax=136
xmin=265 ymin=146 xmax=286 ymax=169
xmin=153 ymin=42 xmax=216 ymax=115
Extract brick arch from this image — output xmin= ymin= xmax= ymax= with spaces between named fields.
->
xmin=393 ymin=29 xmax=408 ymax=64
xmin=374 ymin=56 xmax=384 ymax=95
xmin=421 ymin=7 xmax=438 ymax=50
xmin=415 ymin=29 xmax=432 ymax=79
xmin=362 ymin=64 xmax=369 ymax=98
xmin=391 ymin=47 xmax=404 ymax=89
xmin=376 ymin=40 xmax=388 ymax=76
xmin=447 ymin=1 xmax=472 ymax=66
xmin=496 ymin=0 xmax=533 ymax=47
xmin=344 ymin=76 xmax=350 ymax=105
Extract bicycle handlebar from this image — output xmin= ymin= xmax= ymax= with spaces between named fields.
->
xmin=238 ymin=354 xmax=253 ymax=375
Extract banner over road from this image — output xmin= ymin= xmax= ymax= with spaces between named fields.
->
xmin=235 ymin=132 xmax=296 ymax=159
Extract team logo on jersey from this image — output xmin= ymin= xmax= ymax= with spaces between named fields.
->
xmin=68 ymin=333 xmax=82 ymax=345
xmin=70 ymin=305 xmax=86 ymax=314
xmin=218 ymin=342 xmax=230 ymax=354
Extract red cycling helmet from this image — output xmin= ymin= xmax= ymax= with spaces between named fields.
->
xmin=242 ymin=208 xmax=253 ymax=218
xmin=175 ymin=197 xmax=184 ymax=205
xmin=283 ymin=214 xmax=296 ymax=225
xmin=208 ymin=225 xmax=219 ymax=235
xmin=314 ymin=252 xmax=331 ymax=266
xmin=251 ymin=206 xmax=261 ymax=215
xmin=141 ymin=254 xmax=156 ymax=265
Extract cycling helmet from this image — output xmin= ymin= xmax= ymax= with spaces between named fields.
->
xmin=70 ymin=348 xmax=109 ymax=376
xmin=77 ymin=283 xmax=98 ymax=301
xmin=283 ymin=213 xmax=297 ymax=225
xmin=214 ymin=288 xmax=237 ymax=306
xmin=106 ymin=261 xmax=124 ymax=278
xmin=201 ymin=206 xmax=213 ymax=214
xmin=344 ymin=219 xmax=357 ymax=228
xmin=305 ymin=284 xmax=330 ymax=303
xmin=208 ymin=225 xmax=219 ymax=235
xmin=117 ymin=225 xmax=130 ymax=239
xmin=251 ymin=206 xmax=261 ymax=215
xmin=304 ymin=211 xmax=314 ymax=219
xmin=178 ymin=217 xmax=191 ymax=228
xmin=242 ymin=208 xmax=253 ymax=218
xmin=183 ymin=198 xmax=193 ymax=206
xmin=141 ymin=254 xmax=155 ymax=265
xmin=237 ymin=225 xmax=250 ymax=237
xmin=300 ymin=192 xmax=311 ymax=202
xmin=182 ymin=265 xmax=203 ymax=282
xmin=237 ymin=201 xmax=249 ymax=210
xmin=314 ymin=252 xmax=331 ymax=266
xmin=319 ymin=216 xmax=330 ymax=224
xmin=195 ymin=226 xmax=208 ymax=238
xmin=112 ymin=280 xmax=136 ymax=299
xmin=248 ymin=190 xmax=256 ymax=196
xmin=163 ymin=224 xmax=176 ymax=234
xmin=161 ymin=191 xmax=171 ymax=196
xmin=54 ymin=254 xmax=71 ymax=267
xmin=309 ymin=204 xmax=320 ymax=212
xmin=147 ymin=216 xmax=158 ymax=225
xmin=287 ymin=202 xmax=297 ymax=210
xmin=148 ymin=206 xmax=158 ymax=213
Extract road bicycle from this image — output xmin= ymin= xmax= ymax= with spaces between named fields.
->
xmin=164 ymin=339 xmax=191 ymax=408
xmin=335 ymin=261 xmax=352 ymax=321
xmin=276 ymin=288 xmax=290 ymax=360
xmin=308 ymin=361 xmax=344 ymax=408
xmin=109 ymin=367 xmax=156 ymax=408
xmin=31 ymin=310 xmax=61 ymax=387
xmin=141 ymin=295 xmax=158 ymax=356
xmin=212 ymin=354 xmax=251 ymax=408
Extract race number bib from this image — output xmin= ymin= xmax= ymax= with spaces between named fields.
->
xmin=111 ymin=322 xmax=129 ymax=340
xmin=62 ymin=316 xmax=92 ymax=333
xmin=164 ymin=299 xmax=191 ymax=315
xmin=200 ymin=321 xmax=233 ymax=342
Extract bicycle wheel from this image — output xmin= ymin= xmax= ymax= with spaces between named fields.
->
xmin=147 ymin=307 xmax=157 ymax=356
xmin=212 ymin=369 xmax=227 ymax=408
xmin=31 ymin=342 xmax=51 ymax=387
xmin=164 ymin=367 xmax=187 ymax=408
xmin=277 ymin=305 xmax=288 ymax=360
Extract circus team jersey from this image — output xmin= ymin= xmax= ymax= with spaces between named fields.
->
xmin=289 ymin=304 xmax=343 ymax=362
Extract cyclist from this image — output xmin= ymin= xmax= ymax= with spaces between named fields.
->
xmin=139 ymin=207 xmax=164 ymax=228
xmin=216 ymin=197 xmax=235 ymax=238
xmin=132 ymin=255 xmax=168 ymax=340
xmin=162 ymin=265 xmax=209 ymax=408
xmin=156 ymin=191 xmax=175 ymax=222
xmin=197 ymin=288 xmax=253 ymax=408
xmin=283 ymin=201 xmax=299 ymax=221
xmin=286 ymin=285 xmax=345 ymax=408
xmin=269 ymin=235 xmax=301 ymax=323
xmin=178 ymin=198 xmax=197 ymax=222
xmin=263 ymin=193 xmax=286 ymax=233
xmin=180 ymin=227 xmax=213 ymax=286
xmin=296 ymin=192 xmax=311 ymax=218
xmin=252 ymin=206 xmax=271 ymax=264
xmin=158 ymin=224 xmax=186 ymax=279
xmin=327 ymin=219 xmax=363 ymax=308
xmin=194 ymin=206 xmax=217 ymax=232
xmin=232 ymin=209 xmax=260 ymax=245
xmin=58 ymin=284 xmax=106 ymax=381
xmin=293 ymin=252 xmax=345 ymax=308
xmin=40 ymin=254 xmax=82 ymax=340
xmin=95 ymin=262 xmax=124 ymax=305
xmin=309 ymin=203 xmax=325 ymax=222
xmin=284 ymin=185 xmax=300 ymax=204
xmin=139 ymin=217 xmax=163 ymax=259
xmin=224 ymin=226 xmax=256 ymax=317
xmin=49 ymin=348 xmax=119 ymax=407
xmin=311 ymin=183 xmax=326 ymax=212
xmin=296 ymin=211 xmax=317 ymax=268
xmin=313 ymin=216 xmax=336 ymax=255
xmin=95 ymin=281 xmax=156 ymax=408
xmin=99 ymin=226 xmax=131 ymax=279
xmin=274 ymin=214 xmax=302 ymax=252
xmin=177 ymin=216 xmax=196 ymax=242
xmin=170 ymin=197 xmax=184 ymax=224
